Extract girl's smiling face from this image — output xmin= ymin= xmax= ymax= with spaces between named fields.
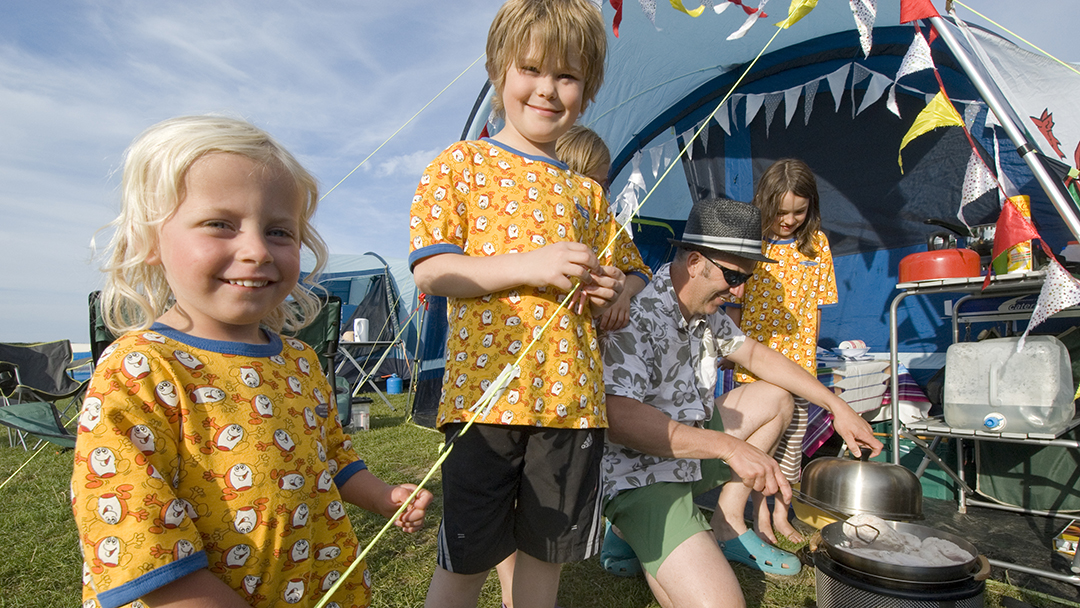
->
xmin=771 ymin=191 xmax=809 ymax=239
xmin=150 ymin=153 xmax=302 ymax=344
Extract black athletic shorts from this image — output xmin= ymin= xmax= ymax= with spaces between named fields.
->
xmin=435 ymin=422 xmax=605 ymax=574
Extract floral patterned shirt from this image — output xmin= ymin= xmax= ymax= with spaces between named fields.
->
xmin=408 ymin=138 xmax=650 ymax=430
xmin=601 ymin=265 xmax=746 ymax=498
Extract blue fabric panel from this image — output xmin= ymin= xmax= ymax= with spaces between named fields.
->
xmin=724 ymin=123 xmax=754 ymax=203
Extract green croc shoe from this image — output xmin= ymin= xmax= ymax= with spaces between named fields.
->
xmin=600 ymin=521 xmax=642 ymax=577
xmin=720 ymin=530 xmax=801 ymax=576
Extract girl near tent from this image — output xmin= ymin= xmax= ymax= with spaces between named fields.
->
xmin=725 ymin=158 xmax=838 ymax=546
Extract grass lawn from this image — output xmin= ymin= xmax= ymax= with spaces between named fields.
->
xmin=0 ymin=393 xmax=1074 ymax=607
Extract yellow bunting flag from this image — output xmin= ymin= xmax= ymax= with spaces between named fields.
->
xmin=898 ymin=91 xmax=964 ymax=173
xmin=670 ymin=0 xmax=706 ymax=17
xmin=776 ymin=0 xmax=818 ymax=29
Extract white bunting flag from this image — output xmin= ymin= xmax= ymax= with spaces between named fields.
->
xmin=849 ymin=0 xmax=877 ymax=58
xmin=745 ymin=93 xmax=765 ymax=126
xmin=1017 ymin=259 xmax=1080 ymax=352
xmin=958 ymin=152 xmax=998 ymax=225
xmin=784 ymin=85 xmax=802 ymax=127
xmin=826 ymin=64 xmax=850 ymax=112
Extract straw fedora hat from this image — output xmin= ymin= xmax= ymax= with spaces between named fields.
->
xmin=668 ymin=197 xmax=777 ymax=264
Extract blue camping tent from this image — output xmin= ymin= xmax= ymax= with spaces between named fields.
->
xmin=301 ymin=251 xmax=421 ymax=381
xmin=458 ymin=2 xmax=1080 ymax=378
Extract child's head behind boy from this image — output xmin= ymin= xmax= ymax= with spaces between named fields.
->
xmin=485 ymin=0 xmax=606 ymax=158
xmin=100 ymin=115 xmax=328 ymax=343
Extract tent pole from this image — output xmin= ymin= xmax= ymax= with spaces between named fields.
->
xmin=928 ymin=14 xmax=1080 ymax=240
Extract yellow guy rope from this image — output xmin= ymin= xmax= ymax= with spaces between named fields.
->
xmin=320 ymin=53 xmax=486 ymax=201
xmin=952 ymin=0 xmax=1080 ymax=77
xmin=321 ymin=22 xmax=794 ymax=608
xmin=0 ymin=441 xmax=50 ymax=492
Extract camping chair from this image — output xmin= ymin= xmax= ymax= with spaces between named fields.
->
xmin=284 ymin=295 xmax=354 ymax=427
xmin=0 ymin=340 xmax=87 ymax=450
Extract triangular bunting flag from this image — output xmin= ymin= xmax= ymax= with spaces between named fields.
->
xmin=900 ymin=0 xmax=938 ymax=23
xmin=699 ymin=120 xmax=710 ymax=151
xmin=963 ymin=102 xmax=980 ymax=130
xmin=615 ymin=151 xmax=648 ymax=217
xmin=826 ymin=64 xmax=850 ymax=112
xmin=776 ymin=0 xmax=818 ymax=29
xmin=1016 ymin=259 xmax=1080 ymax=351
xmin=848 ymin=0 xmax=876 ymax=58
xmin=850 ymin=64 xmax=872 ymax=118
xmin=886 ymin=84 xmax=901 ymax=117
xmin=803 ymin=78 xmax=820 ymax=125
xmin=745 ymin=93 xmax=765 ymax=126
xmin=857 ymin=72 xmax=890 ymax=116
xmin=896 ymin=31 xmax=935 ymax=81
xmin=715 ymin=100 xmax=732 ymax=135
xmin=650 ymin=143 xmax=665 ymax=178
xmin=671 ymin=0 xmax=707 ymax=17
xmin=992 ymin=130 xmax=1020 ymax=201
xmin=764 ymin=92 xmax=784 ymax=137
xmin=898 ymin=91 xmax=964 ymax=173
xmin=639 ymin=0 xmax=658 ymax=27
xmin=681 ymin=128 xmax=697 ymax=160
xmin=990 ymin=197 xmax=1041 ymax=262
xmin=784 ymin=85 xmax=802 ymax=127
xmin=957 ymin=152 xmax=998 ymax=225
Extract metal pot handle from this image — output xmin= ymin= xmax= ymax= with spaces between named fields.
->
xmin=973 ymin=554 xmax=991 ymax=581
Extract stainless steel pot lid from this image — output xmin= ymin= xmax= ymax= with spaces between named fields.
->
xmin=800 ymin=448 xmax=923 ymax=521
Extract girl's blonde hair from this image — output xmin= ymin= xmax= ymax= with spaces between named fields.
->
xmin=556 ymin=124 xmax=610 ymax=181
xmin=99 ymin=115 xmax=328 ymax=336
xmin=486 ymin=0 xmax=606 ymax=118
xmin=752 ymin=158 xmax=821 ymax=258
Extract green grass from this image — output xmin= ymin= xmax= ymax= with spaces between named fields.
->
xmin=1 ymin=394 xmax=1075 ymax=607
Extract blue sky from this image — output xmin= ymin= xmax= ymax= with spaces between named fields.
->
xmin=0 ymin=1 xmax=1074 ymax=345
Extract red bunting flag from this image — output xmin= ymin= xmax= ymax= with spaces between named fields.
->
xmin=610 ymin=0 xmax=623 ymax=37
xmin=900 ymin=0 xmax=939 ymax=23
xmin=990 ymin=199 xmax=1041 ymax=262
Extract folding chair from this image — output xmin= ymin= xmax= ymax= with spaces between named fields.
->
xmin=283 ymin=295 xmax=355 ymax=426
xmin=0 ymin=340 xmax=87 ymax=450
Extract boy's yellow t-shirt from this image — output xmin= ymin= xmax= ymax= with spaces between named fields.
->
xmin=409 ymin=138 xmax=650 ymax=430
xmin=73 ymin=327 xmax=371 ymax=608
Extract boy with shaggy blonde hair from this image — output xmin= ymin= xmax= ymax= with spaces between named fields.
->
xmin=409 ymin=2 xmax=650 ymax=607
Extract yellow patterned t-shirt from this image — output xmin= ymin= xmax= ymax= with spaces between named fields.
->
xmin=733 ymin=230 xmax=837 ymax=381
xmin=72 ymin=326 xmax=371 ymax=608
xmin=408 ymin=139 xmax=650 ymax=430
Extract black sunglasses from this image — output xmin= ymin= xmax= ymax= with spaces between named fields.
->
xmin=706 ymin=257 xmax=752 ymax=287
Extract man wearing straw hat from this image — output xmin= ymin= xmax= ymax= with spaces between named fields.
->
xmin=599 ymin=197 xmax=881 ymax=607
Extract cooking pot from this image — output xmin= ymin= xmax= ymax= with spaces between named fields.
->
xmin=800 ymin=449 xmax=923 ymax=521
xmin=898 ymin=247 xmax=981 ymax=283
xmin=816 ymin=519 xmax=990 ymax=583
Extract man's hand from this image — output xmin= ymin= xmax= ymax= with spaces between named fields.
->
xmin=723 ymin=439 xmax=792 ymax=504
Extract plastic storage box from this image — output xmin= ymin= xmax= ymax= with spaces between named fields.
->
xmin=943 ymin=335 xmax=1075 ymax=435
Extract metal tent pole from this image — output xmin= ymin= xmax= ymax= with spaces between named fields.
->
xmin=928 ymin=12 xmax=1080 ymax=240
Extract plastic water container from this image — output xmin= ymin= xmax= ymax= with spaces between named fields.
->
xmin=943 ymin=336 xmax=1075 ymax=435
xmin=386 ymin=373 xmax=403 ymax=395
xmin=354 ymin=403 xmax=370 ymax=431
xmin=352 ymin=318 xmax=369 ymax=342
